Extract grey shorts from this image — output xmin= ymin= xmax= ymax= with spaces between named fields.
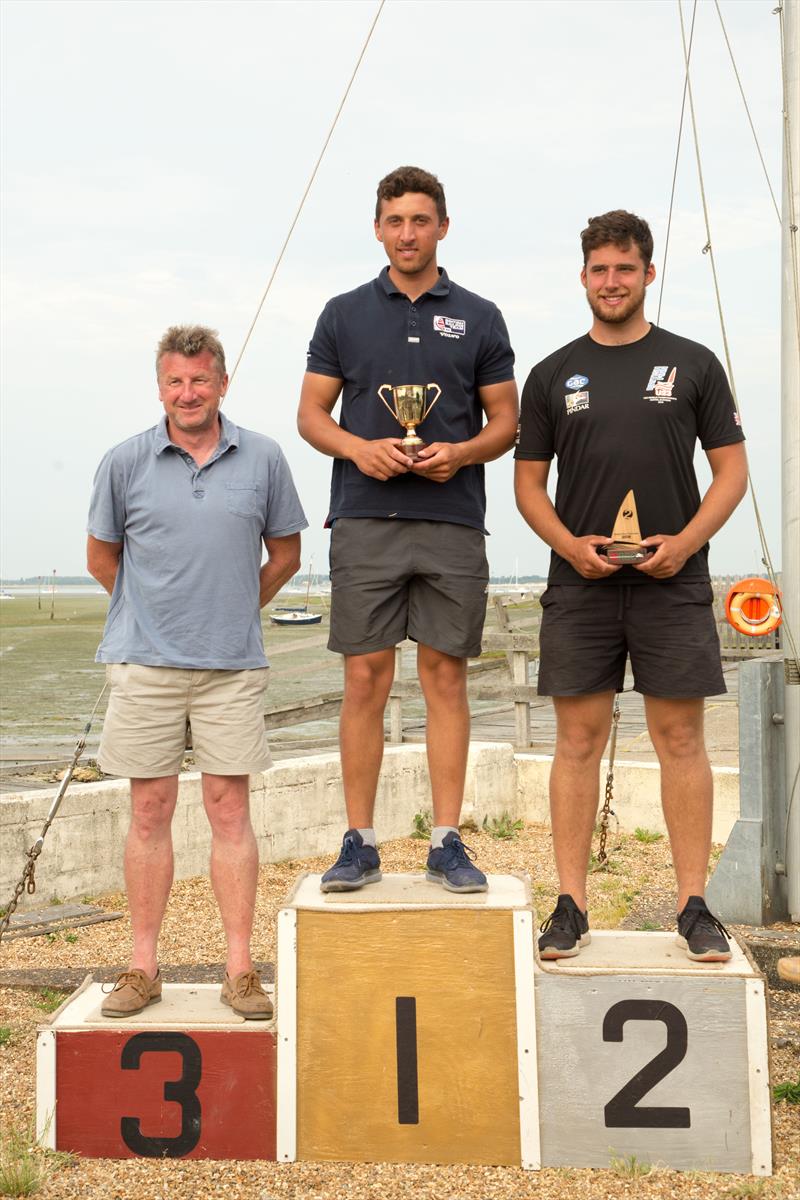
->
xmin=537 ymin=581 xmax=726 ymax=698
xmin=99 ymin=663 xmax=273 ymax=778
xmin=328 ymin=518 xmax=489 ymax=658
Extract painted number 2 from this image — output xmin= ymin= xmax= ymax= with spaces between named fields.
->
xmin=120 ymin=1032 xmax=202 ymax=1157
xmin=603 ymin=1000 xmax=690 ymax=1128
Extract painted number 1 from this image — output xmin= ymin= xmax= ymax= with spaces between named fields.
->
xmin=395 ymin=996 xmax=419 ymax=1125
xmin=603 ymin=1000 xmax=690 ymax=1128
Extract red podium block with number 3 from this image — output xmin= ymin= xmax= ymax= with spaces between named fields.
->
xmin=37 ymin=982 xmax=276 ymax=1160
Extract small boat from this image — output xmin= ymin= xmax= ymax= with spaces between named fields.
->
xmin=270 ymin=560 xmax=323 ymax=626
xmin=0 ymin=590 xmax=15 ymax=600
xmin=270 ymin=609 xmax=322 ymax=626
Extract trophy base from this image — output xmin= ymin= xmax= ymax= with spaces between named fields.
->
xmin=400 ymin=438 xmax=426 ymax=463
xmin=598 ymin=542 xmax=653 ymax=565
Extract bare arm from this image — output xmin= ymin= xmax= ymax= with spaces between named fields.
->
xmin=297 ymin=371 xmax=412 ymax=481
xmin=514 ymin=459 xmax=620 ymax=579
xmin=259 ymin=532 xmax=302 ymax=608
xmin=636 ymin=441 xmax=749 ymax=578
xmin=412 ymin=379 xmax=520 ymax=483
xmin=87 ymin=535 xmax=123 ymax=594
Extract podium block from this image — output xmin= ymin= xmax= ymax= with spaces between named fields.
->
xmin=36 ymin=979 xmax=277 ymax=1159
xmin=534 ymin=932 xmax=772 ymax=1175
xmin=277 ymin=873 xmax=538 ymax=1167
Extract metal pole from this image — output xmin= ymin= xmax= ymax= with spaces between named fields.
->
xmin=781 ymin=0 xmax=800 ymax=921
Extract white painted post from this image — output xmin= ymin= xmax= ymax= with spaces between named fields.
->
xmin=513 ymin=650 xmax=531 ymax=748
xmin=389 ymin=645 xmax=403 ymax=744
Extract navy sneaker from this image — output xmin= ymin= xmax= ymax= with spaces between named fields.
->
xmin=676 ymin=895 xmax=731 ymax=962
xmin=320 ymin=829 xmax=381 ymax=893
xmin=538 ymin=894 xmax=590 ymax=960
xmin=426 ymin=832 xmax=488 ymax=893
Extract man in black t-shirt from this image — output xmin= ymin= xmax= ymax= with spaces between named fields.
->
xmin=299 ymin=166 xmax=518 ymax=894
xmin=515 ymin=210 xmax=747 ymax=963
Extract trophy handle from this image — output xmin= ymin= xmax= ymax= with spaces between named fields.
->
xmin=420 ymin=383 xmax=441 ymax=422
xmin=377 ymin=384 xmax=398 ymax=420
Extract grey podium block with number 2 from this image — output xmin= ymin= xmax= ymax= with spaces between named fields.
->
xmin=535 ymin=932 xmax=772 ymax=1174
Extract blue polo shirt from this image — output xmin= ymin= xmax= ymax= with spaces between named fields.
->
xmin=88 ymin=413 xmax=308 ymax=669
xmin=306 ymin=267 xmax=515 ymax=532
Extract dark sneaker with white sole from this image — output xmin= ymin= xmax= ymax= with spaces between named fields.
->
xmin=538 ymin=894 xmax=591 ymax=959
xmin=320 ymin=829 xmax=382 ymax=892
xmin=426 ymin=832 xmax=488 ymax=893
xmin=676 ymin=895 xmax=731 ymax=962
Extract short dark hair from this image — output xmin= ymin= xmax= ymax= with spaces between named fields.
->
xmin=375 ymin=166 xmax=447 ymax=222
xmin=156 ymin=325 xmax=226 ymax=377
xmin=580 ymin=210 xmax=654 ymax=267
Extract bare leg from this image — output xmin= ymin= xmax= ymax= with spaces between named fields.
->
xmin=203 ymin=773 xmax=258 ymax=978
xmin=550 ymin=693 xmax=616 ymax=911
xmin=339 ymin=649 xmax=396 ymax=828
xmin=644 ymin=696 xmax=712 ymax=911
xmin=417 ymin=644 xmax=469 ymax=828
xmin=125 ymin=776 xmax=178 ymax=977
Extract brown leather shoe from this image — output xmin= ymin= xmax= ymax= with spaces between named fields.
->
xmin=101 ymin=969 xmax=162 ymax=1017
xmin=221 ymin=969 xmax=273 ymax=1020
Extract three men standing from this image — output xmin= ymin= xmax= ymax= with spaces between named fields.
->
xmin=515 ymin=211 xmax=747 ymax=962
xmin=88 ymin=325 xmax=307 ymax=1017
xmin=298 ymin=166 xmax=518 ymax=892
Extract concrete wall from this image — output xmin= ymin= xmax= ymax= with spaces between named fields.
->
xmin=515 ymin=754 xmax=740 ymax=844
xmin=1 ymin=743 xmax=740 ymax=907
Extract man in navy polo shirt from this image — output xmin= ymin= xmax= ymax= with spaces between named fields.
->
xmin=298 ymin=165 xmax=518 ymax=893
xmin=88 ymin=324 xmax=307 ymax=1018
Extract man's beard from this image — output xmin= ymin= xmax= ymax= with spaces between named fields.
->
xmin=586 ymin=287 xmax=645 ymax=325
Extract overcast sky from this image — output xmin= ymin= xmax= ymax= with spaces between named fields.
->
xmin=0 ymin=0 xmax=786 ymax=580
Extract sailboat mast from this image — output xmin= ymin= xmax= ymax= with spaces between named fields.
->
xmin=781 ymin=0 xmax=799 ymax=921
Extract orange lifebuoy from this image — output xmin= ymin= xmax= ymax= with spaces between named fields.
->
xmin=725 ymin=577 xmax=782 ymax=637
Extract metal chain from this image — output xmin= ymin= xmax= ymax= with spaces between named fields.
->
xmin=0 ymin=685 xmax=107 ymax=945
xmin=596 ymin=698 xmax=621 ymax=867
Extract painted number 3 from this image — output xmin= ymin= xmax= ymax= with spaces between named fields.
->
xmin=120 ymin=1032 xmax=202 ymax=1157
xmin=603 ymin=1000 xmax=690 ymax=1129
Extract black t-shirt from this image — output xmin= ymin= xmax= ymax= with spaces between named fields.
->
xmin=306 ymin=267 xmax=515 ymax=532
xmin=515 ymin=325 xmax=745 ymax=584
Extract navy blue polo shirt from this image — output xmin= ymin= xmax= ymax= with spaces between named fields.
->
xmin=306 ymin=267 xmax=515 ymax=532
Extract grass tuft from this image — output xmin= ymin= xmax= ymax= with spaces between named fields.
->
xmin=482 ymin=813 xmax=524 ymax=840
xmin=609 ymin=1151 xmax=651 ymax=1177
xmin=634 ymin=827 xmax=663 ymax=843
xmin=0 ymin=1029 xmax=11 ymax=1049
xmin=0 ymin=1119 xmax=76 ymax=1197
xmin=32 ymin=988 xmax=68 ymax=1015
xmin=410 ymin=811 xmax=432 ymax=840
xmin=773 ymin=1078 xmax=800 ymax=1103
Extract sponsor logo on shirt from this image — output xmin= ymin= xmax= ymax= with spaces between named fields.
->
xmin=644 ymin=365 xmax=677 ymax=403
xmin=733 ymin=410 xmax=742 ymax=427
xmin=565 ymin=390 xmax=590 ymax=414
xmin=565 ymin=374 xmax=589 ymax=390
xmin=433 ymin=315 xmax=466 ymax=339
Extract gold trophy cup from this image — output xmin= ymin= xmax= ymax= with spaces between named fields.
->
xmin=598 ymin=490 xmax=653 ymax=564
xmin=377 ymin=383 xmax=442 ymax=462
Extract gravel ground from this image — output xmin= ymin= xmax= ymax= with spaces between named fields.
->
xmin=1 ymin=825 xmax=798 ymax=1200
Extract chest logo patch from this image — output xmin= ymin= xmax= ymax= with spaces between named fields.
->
xmin=565 ymin=390 xmax=590 ymax=414
xmin=565 ymin=374 xmax=589 ymax=391
xmin=433 ymin=315 xmax=466 ymax=339
xmin=644 ymin=365 xmax=677 ymax=403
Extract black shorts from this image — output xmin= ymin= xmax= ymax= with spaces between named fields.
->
xmin=328 ymin=518 xmax=489 ymax=658
xmin=537 ymin=581 xmax=726 ymax=698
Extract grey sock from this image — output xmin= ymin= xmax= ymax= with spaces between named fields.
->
xmin=430 ymin=825 xmax=458 ymax=850
xmin=356 ymin=827 xmax=376 ymax=847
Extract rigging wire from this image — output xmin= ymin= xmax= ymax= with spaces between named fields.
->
xmin=778 ymin=1 xmax=800 ymax=351
xmin=657 ymin=0 xmax=698 ymax=326
xmin=228 ymin=0 xmax=386 ymax=386
xmin=675 ymin=0 xmax=799 ymax=674
xmin=714 ymin=0 xmax=782 ymax=225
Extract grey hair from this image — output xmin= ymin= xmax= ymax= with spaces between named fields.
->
xmin=156 ymin=325 xmax=227 ymax=376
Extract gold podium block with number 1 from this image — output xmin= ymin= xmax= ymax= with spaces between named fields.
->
xmin=276 ymin=873 xmax=539 ymax=1168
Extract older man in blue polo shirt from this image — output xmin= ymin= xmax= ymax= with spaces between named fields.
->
xmin=88 ymin=324 xmax=307 ymax=1018
xmin=298 ymin=166 xmax=518 ymax=893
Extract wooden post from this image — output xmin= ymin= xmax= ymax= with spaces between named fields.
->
xmin=512 ymin=649 xmax=531 ymax=748
xmin=389 ymin=645 xmax=403 ymax=744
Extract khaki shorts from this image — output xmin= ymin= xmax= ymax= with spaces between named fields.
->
xmin=328 ymin=518 xmax=489 ymax=658
xmin=98 ymin=664 xmax=272 ymax=778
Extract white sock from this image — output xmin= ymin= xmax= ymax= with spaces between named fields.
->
xmin=357 ymin=827 xmax=376 ymax=847
xmin=430 ymin=826 xmax=458 ymax=849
